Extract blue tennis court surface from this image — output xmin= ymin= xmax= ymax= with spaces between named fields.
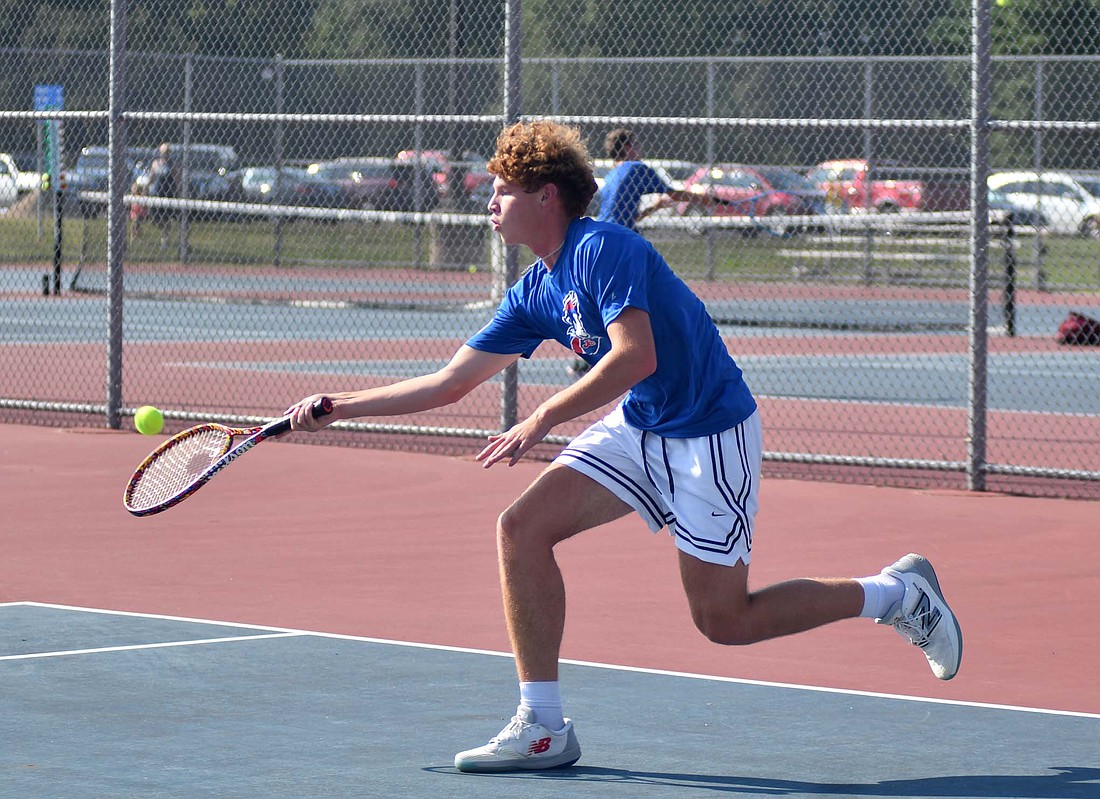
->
xmin=4 ymin=602 xmax=1098 ymax=798
xmin=3 ymin=279 xmax=1097 ymax=344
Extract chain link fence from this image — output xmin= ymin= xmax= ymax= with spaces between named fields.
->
xmin=1 ymin=0 xmax=1098 ymax=498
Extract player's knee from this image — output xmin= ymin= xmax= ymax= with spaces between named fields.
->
xmin=496 ymin=502 xmax=555 ymax=555
xmin=691 ymin=607 xmax=757 ymax=646
xmin=496 ymin=504 xmax=530 ymax=553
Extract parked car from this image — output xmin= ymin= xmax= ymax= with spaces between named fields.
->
xmin=332 ymin=158 xmax=402 ymax=209
xmin=298 ymin=160 xmax=361 ymax=208
xmin=311 ymin=157 xmax=435 ymax=211
xmin=0 ymin=152 xmax=19 ymax=208
xmin=988 ymin=171 xmax=1100 ymax=237
xmin=1073 ymin=174 xmax=1100 ymax=200
xmin=67 ymin=145 xmax=158 ymax=216
xmin=387 ymin=160 xmax=446 ymax=211
xmin=457 ymin=152 xmax=496 ymax=208
xmin=171 ymin=143 xmax=238 ymax=200
xmin=10 ymin=152 xmax=41 ymax=194
xmin=221 ymin=166 xmax=312 ymax=207
xmin=394 ymin=149 xmax=492 ymax=208
xmin=302 ymin=158 xmax=427 ymax=211
xmin=806 ymin=159 xmax=924 ymax=213
xmin=678 ymin=163 xmax=826 ymax=234
xmin=72 ymin=142 xmax=237 ymax=216
xmin=988 ymin=188 xmax=1045 ymax=229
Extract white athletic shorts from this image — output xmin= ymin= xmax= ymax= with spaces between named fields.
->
xmin=555 ymin=406 xmax=762 ymax=566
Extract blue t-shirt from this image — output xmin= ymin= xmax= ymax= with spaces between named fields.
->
xmin=466 ymin=218 xmax=756 ymax=437
xmin=596 ymin=161 xmax=670 ymax=229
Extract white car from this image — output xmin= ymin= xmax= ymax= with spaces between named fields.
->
xmin=987 ymin=171 xmax=1100 ymax=237
xmin=13 ymin=154 xmax=42 ymax=194
xmin=0 ymin=153 xmax=19 ymax=209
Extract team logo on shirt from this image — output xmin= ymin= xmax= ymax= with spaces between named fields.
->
xmin=562 ymin=291 xmax=601 ymax=355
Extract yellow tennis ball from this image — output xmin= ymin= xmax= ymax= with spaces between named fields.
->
xmin=134 ymin=405 xmax=164 ymax=435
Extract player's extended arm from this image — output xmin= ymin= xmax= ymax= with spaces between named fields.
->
xmin=288 ymin=345 xmax=521 ymax=432
xmin=477 ymin=307 xmax=657 ymax=467
xmin=667 ymin=188 xmax=730 ymax=209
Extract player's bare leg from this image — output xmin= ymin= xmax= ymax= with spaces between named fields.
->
xmin=454 ymin=465 xmax=629 ymax=773
xmin=678 ymin=550 xmax=962 ymax=680
xmin=677 ymin=554 xmax=863 ymax=645
xmin=496 ymin=464 xmax=632 ymax=681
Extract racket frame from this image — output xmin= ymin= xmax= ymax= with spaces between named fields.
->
xmin=124 ymin=398 xmax=332 ymax=517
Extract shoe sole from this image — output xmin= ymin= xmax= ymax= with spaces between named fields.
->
xmin=455 ymin=747 xmax=581 ymax=774
xmin=887 ymin=554 xmax=963 ymax=680
xmin=454 ymin=730 xmax=582 ymax=773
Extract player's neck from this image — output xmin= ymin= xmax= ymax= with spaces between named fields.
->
xmin=534 ymin=220 xmax=572 ymax=270
xmin=539 ymin=239 xmax=566 ymax=268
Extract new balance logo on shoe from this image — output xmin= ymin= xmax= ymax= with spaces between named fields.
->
xmin=910 ymin=588 xmax=942 ymax=649
xmin=527 ymin=737 xmax=552 ymax=755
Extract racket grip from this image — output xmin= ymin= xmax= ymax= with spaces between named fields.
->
xmin=312 ymin=396 xmax=334 ymax=419
xmin=267 ymin=396 xmax=334 ymax=437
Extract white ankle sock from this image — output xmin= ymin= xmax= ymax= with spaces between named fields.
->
xmin=856 ymin=572 xmax=905 ymax=619
xmin=520 ymin=681 xmax=565 ymax=730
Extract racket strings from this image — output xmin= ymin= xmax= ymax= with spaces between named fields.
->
xmin=128 ymin=428 xmax=232 ymax=509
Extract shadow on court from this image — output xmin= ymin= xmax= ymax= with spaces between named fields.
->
xmin=426 ymin=765 xmax=1100 ymax=798
xmin=426 ymin=765 xmax=1100 ymax=796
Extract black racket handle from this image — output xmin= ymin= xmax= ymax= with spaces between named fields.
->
xmin=311 ymin=396 xmax=335 ymax=420
xmin=267 ymin=396 xmax=334 ymax=437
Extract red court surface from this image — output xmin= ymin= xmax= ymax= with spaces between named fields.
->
xmin=2 ymin=421 xmax=1097 ymax=717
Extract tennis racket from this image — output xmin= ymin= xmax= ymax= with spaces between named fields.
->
xmin=123 ymin=397 xmax=333 ymax=517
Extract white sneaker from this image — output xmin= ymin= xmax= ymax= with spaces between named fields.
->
xmin=877 ymin=553 xmax=963 ymax=680
xmin=454 ymin=705 xmax=581 ymax=773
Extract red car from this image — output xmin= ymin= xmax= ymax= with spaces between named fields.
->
xmin=806 ymin=159 xmax=924 ymax=213
xmin=678 ymin=164 xmax=827 ymax=224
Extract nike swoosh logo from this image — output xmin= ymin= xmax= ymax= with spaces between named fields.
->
xmin=710 ymin=511 xmax=728 ymax=517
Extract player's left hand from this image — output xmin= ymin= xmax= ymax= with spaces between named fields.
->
xmin=476 ymin=414 xmax=551 ymax=468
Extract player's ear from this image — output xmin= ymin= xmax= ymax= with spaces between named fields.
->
xmin=540 ymin=183 xmax=559 ymax=205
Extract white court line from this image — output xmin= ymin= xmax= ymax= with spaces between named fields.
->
xmin=0 ymin=631 xmax=304 ymax=661
xmin=4 ymin=600 xmax=1098 ymax=721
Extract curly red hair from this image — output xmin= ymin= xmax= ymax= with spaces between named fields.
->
xmin=488 ymin=121 xmax=597 ymax=218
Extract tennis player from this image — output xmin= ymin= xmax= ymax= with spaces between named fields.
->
xmin=287 ymin=120 xmax=963 ymax=773
xmin=596 ymin=127 xmax=719 ymax=230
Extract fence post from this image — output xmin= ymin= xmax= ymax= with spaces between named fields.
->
xmin=704 ymin=59 xmax=716 ymax=281
xmin=1032 ymin=59 xmax=1046 ymax=290
xmin=967 ymin=0 xmax=993 ymax=492
xmin=1002 ymin=215 xmax=1016 ymax=337
xmin=500 ymin=0 xmax=522 ymax=432
xmin=551 ymin=61 xmax=560 ymax=115
xmin=272 ymin=54 xmax=285 ymax=268
xmin=179 ymin=53 xmax=192 ymax=264
xmin=861 ymin=58 xmax=875 ymax=285
xmin=106 ymin=0 xmax=130 ymax=429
